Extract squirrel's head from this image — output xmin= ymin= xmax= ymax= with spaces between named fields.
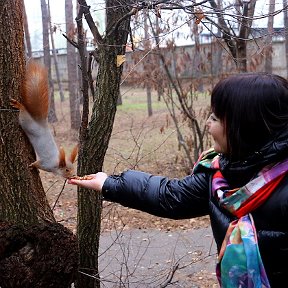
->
xmin=56 ymin=145 xmax=79 ymax=178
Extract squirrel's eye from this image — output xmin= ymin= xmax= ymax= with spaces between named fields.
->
xmin=66 ymin=168 xmax=70 ymax=172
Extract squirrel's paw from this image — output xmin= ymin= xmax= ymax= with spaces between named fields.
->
xmin=29 ymin=161 xmax=40 ymax=170
xmin=10 ymin=99 xmax=22 ymax=109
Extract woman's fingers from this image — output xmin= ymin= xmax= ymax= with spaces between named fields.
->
xmin=68 ymin=173 xmax=107 ymax=191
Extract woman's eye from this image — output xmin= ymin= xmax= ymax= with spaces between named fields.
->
xmin=209 ymin=114 xmax=217 ymax=121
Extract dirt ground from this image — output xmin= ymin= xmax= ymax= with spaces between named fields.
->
xmin=42 ymin=87 xmax=218 ymax=287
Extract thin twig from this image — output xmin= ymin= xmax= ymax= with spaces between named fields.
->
xmin=62 ymin=33 xmax=79 ymax=48
xmin=77 ymin=0 xmax=103 ymax=45
xmin=159 ymin=262 xmax=180 ymax=288
xmin=52 ymin=179 xmax=67 ymax=210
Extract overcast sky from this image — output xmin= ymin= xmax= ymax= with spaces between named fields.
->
xmin=24 ymin=0 xmax=105 ymax=51
xmin=24 ymin=0 xmax=284 ymax=51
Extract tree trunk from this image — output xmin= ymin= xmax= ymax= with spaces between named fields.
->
xmin=0 ymin=1 xmax=78 ymax=287
xmin=192 ymin=1 xmax=203 ymax=92
xmin=211 ymin=0 xmax=223 ymax=79
xmin=144 ymin=11 xmax=153 ymax=116
xmin=41 ymin=0 xmax=57 ymax=123
xmin=48 ymin=0 xmax=65 ymax=102
xmin=23 ymin=1 xmax=32 ymax=58
xmin=155 ymin=15 xmax=163 ymax=101
xmin=65 ymin=0 xmax=81 ymax=130
xmin=265 ymin=0 xmax=275 ymax=73
xmin=237 ymin=0 xmax=257 ymax=72
xmin=76 ymin=1 xmax=132 ymax=287
xmin=0 ymin=0 xmax=53 ymax=232
xmin=209 ymin=0 xmax=256 ymax=72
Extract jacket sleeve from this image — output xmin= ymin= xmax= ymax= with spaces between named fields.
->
xmin=102 ymin=170 xmax=210 ymax=219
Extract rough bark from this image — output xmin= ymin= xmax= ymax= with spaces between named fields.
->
xmin=76 ymin=1 xmax=132 ymax=287
xmin=0 ymin=0 xmax=54 ymax=226
xmin=0 ymin=221 xmax=78 ymax=288
xmin=0 ymin=1 xmax=78 ymax=286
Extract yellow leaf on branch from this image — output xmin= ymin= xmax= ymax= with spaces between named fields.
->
xmin=195 ymin=8 xmax=205 ymax=25
xmin=116 ymin=55 xmax=126 ymax=67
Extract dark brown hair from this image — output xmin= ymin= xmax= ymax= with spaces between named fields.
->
xmin=211 ymin=73 xmax=288 ymax=160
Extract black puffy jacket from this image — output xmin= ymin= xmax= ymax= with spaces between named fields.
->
xmin=102 ymin=129 xmax=288 ymax=287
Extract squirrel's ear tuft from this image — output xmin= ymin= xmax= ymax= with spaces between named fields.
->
xmin=59 ymin=147 xmax=66 ymax=168
xmin=69 ymin=144 xmax=79 ymax=164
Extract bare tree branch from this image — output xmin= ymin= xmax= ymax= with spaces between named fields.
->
xmin=76 ymin=3 xmax=89 ymax=142
xmin=159 ymin=262 xmax=179 ymax=288
xmin=77 ymin=0 xmax=103 ymax=45
xmin=62 ymin=33 xmax=79 ymax=48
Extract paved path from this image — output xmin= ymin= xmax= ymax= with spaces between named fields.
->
xmin=98 ymin=227 xmax=218 ymax=287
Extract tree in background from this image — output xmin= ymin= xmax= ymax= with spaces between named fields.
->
xmin=265 ymin=0 xmax=276 ymax=73
xmin=48 ymin=0 xmax=65 ymax=103
xmin=208 ymin=0 xmax=257 ymax=72
xmin=143 ymin=10 xmax=153 ymax=116
xmin=65 ymin=0 xmax=81 ymax=130
xmin=23 ymin=0 xmax=32 ymax=58
xmin=147 ymin=13 xmax=210 ymax=166
xmin=0 ymin=0 xmax=78 ymax=287
xmin=40 ymin=0 xmax=57 ymax=122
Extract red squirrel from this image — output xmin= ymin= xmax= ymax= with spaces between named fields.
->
xmin=11 ymin=61 xmax=78 ymax=178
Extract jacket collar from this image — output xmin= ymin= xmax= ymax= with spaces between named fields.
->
xmin=219 ymin=127 xmax=288 ymax=187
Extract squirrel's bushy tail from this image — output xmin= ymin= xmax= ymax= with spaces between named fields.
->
xmin=22 ymin=60 xmax=49 ymax=120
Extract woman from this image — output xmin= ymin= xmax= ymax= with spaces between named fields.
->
xmin=69 ymin=73 xmax=288 ymax=287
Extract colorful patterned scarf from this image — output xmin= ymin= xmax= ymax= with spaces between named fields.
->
xmin=193 ymin=149 xmax=288 ymax=288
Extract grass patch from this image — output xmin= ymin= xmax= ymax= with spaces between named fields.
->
xmin=117 ymin=101 xmax=166 ymax=111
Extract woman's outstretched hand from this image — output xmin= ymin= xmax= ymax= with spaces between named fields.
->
xmin=68 ymin=172 xmax=108 ymax=191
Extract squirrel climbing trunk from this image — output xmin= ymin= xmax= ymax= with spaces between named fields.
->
xmin=11 ymin=61 xmax=78 ymax=178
